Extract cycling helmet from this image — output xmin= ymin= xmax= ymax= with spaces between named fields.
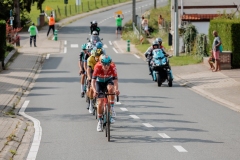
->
xmin=81 ymin=44 xmax=87 ymax=50
xmin=96 ymin=42 xmax=103 ymax=49
xmin=92 ymin=31 xmax=98 ymax=35
xmin=152 ymin=40 xmax=159 ymax=48
xmin=101 ymin=55 xmax=112 ymax=65
xmin=156 ymin=38 xmax=162 ymax=43
xmin=91 ymin=49 xmax=101 ymax=57
xmin=86 ymin=42 xmax=93 ymax=50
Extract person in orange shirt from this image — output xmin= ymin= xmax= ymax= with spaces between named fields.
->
xmin=45 ymin=13 xmax=55 ymax=37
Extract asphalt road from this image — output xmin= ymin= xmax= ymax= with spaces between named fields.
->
xmin=24 ymin=0 xmax=240 ymax=160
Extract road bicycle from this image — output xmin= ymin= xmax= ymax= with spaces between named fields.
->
xmin=96 ymin=92 xmax=119 ymax=142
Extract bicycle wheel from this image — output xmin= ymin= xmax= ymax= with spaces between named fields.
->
xmin=106 ymin=105 xmax=110 ymax=142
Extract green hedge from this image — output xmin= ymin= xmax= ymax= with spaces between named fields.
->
xmin=209 ymin=19 xmax=240 ymax=68
xmin=0 ymin=20 xmax=6 ymax=63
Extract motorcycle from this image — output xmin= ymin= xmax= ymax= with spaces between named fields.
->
xmin=151 ymin=49 xmax=173 ymax=87
xmin=87 ymin=35 xmax=103 ymax=47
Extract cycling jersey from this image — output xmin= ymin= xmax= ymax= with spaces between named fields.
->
xmin=87 ymin=55 xmax=98 ymax=70
xmin=79 ymin=51 xmax=85 ymax=62
xmin=92 ymin=63 xmax=118 ymax=83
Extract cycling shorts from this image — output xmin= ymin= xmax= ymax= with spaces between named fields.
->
xmin=96 ymin=79 xmax=114 ymax=98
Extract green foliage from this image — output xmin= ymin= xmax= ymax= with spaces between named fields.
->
xmin=195 ymin=34 xmax=208 ymax=57
xmin=170 ymin=55 xmax=202 ymax=66
xmin=0 ymin=20 xmax=6 ymax=61
xmin=209 ymin=19 xmax=240 ymax=67
xmin=6 ymin=43 xmax=14 ymax=51
xmin=183 ymin=24 xmax=198 ymax=53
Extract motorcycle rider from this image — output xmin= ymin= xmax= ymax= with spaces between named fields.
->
xmin=144 ymin=41 xmax=159 ymax=76
xmin=90 ymin=20 xmax=100 ymax=35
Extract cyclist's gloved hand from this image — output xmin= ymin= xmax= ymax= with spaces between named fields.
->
xmin=93 ymin=91 xmax=98 ymax=97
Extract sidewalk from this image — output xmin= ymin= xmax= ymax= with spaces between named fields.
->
xmin=113 ymin=39 xmax=240 ymax=112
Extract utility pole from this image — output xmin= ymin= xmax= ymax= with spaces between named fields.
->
xmin=14 ymin=0 xmax=21 ymax=27
xmin=174 ymin=0 xmax=179 ymax=56
xmin=154 ymin=0 xmax=156 ymax=9
xmin=132 ymin=0 xmax=136 ymax=25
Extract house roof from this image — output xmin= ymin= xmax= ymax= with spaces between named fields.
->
xmin=181 ymin=14 xmax=223 ymax=22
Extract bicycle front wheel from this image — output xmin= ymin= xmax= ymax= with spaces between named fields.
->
xmin=106 ymin=105 xmax=110 ymax=142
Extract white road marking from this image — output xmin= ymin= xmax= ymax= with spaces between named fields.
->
xmin=46 ymin=54 xmax=50 ymax=59
xmin=115 ymin=101 xmax=121 ymax=105
xmin=19 ymin=100 xmax=42 ymax=160
xmin=173 ymin=146 xmax=188 ymax=152
xmin=113 ymin=41 xmax=124 ymax=53
xmin=109 ymin=41 xmax=112 ymax=45
xmin=103 ymin=44 xmax=108 ymax=48
xmin=158 ymin=133 xmax=171 ymax=138
xmin=71 ymin=44 xmax=78 ymax=48
xmin=120 ymin=108 xmax=128 ymax=111
xmin=64 ymin=47 xmax=67 ymax=53
xmin=130 ymin=115 xmax=140 ymax=119
xmin=64 ymin=41 xmax=67 ymax=45
xmin=113 ymin=47 xmax=118 ymax=53
xmin=142 ymin=123 xmax=154 ymax=127
xmin=134 ymin=54 xmax=140 ymax=59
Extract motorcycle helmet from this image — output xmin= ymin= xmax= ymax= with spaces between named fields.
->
xmin=81 ymin=44 xmax=87 ymax=50
xmin=96 ymin=42 xmax=103 ymax=49
xmin=156 ymin=38 xmax=162 ymax=43
xmin=92 ymin=31 xmax=98 ymax=35
xmin=101 ymin=55 xmax=112 ymax=65
xmin=152 ymin=40 xmax=159 ymax=48
xmin=92 ymin=20 xmax=97 ymax=24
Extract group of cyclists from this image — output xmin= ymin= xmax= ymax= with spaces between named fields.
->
xmin=79 ymin=20 xmax=120 ymax=132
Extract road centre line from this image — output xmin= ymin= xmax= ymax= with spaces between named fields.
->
xmin=64 ymin=47 xmax=67 ymax=53
xmin=158 ymin=133 xmax=171 ymax=138
xmin=19 ymin=100 xmax=42 ymax=160
xmin=113 ymin=47 xmax=118 ymax=53
xmin=113 ymin=41 xmax=124 ymax=53
xmin=120 ymin=108 xmax=128 ymax=111
xmin=134 ymin=54 xmax=140 ymax=59
xmin=109 ymin=41 xmax=112 ymax=45
xmin=130 ymin=115 xmax=140 ymax=119
xmin=142 ymin=123 xmax=154 ymax=127
xmin=46 ymin=54 xmax=50 ymax=59
xmin=173 ymin=146 xmax=188 ymax=152
xmin=71 ymin=44 xmax=78 ymax=48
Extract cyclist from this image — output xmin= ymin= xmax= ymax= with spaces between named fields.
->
xmin=90 ymin=20 xmax=100 ymax=35
xmin=93 ymin=41 xmax=106 ymax=55
xmin=91 ymin=55 xmax=120 ymax=132
xmin=79 ymin=44 xmax=89 ymax=97
xmin=86 ymin=49 xmax=102 ymax=113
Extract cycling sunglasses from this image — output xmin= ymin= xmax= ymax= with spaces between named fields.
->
xmin=102 ymin=62 xmax=110 ymax=66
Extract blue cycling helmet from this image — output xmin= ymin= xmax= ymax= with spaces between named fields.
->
xmin=101 ymin=55 xmax=112 ymax=65
xmin=96 ymin=42 xmax=103 ymax=49
xmin=81 ymin=44 xmax=87 ymax=50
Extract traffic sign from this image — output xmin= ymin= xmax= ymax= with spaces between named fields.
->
xmin=10 ymin=16 xmax=14 ymax=20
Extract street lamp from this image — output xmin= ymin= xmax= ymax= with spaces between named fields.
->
xmin=174 ymin=0 xmax=179 ymax=56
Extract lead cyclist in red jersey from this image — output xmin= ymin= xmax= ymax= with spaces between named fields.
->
xmin=91 ymin=55 xmax=120 ymax=132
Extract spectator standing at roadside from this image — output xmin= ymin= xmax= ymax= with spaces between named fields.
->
xmin=28 ymin=23 xmax=38 ymax=47
xmin=114 ymin=14 xmax=124 ymax=38
xmin=212 ymin=30 xmax=221 ymax=72
xmin=158 ymin=15 xmax=164 ymax=29
xmin=141 ymin=16 xmax=150 ymax=36
xmin=45 ymin=13 xmax=55 ymax=37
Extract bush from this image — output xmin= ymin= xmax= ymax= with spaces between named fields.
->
xmin=6 ymin=43 xmax=14 ymax=51
xmin=209 ymin=19 xmax=240 ymax=68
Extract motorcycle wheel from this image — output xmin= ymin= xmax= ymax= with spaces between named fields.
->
xmin=157 ymin=73 xmax=162 ymax=87
xmin=167 ymin=75 xmax=173 ymax=87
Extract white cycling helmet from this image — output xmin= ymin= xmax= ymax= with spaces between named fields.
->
xmin=86 ymin=42 xmax=93 ymax=50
